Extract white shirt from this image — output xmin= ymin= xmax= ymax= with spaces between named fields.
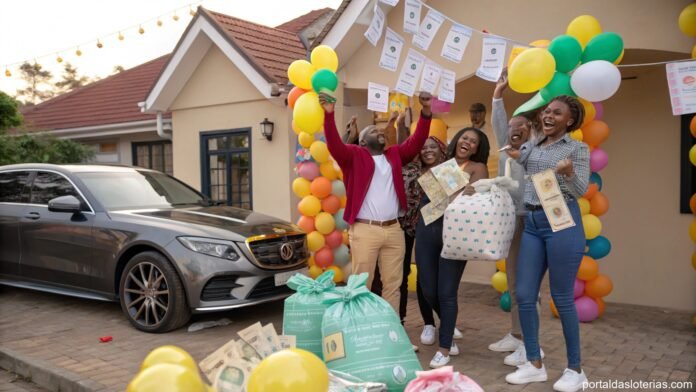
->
xmin=356 ymin=154 xmax=399 ymax=221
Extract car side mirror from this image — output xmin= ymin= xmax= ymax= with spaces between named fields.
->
xmin=48 ymin=195 xmax=83 ymax=213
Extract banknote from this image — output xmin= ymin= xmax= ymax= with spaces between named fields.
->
xmin=261 ymin=323 xmax=282 ymax=353
xmin=238 ymin=322 xmax=273 ymax=358
xmin=199 ymin=339 xmax=241 ymax=383
xmin=279 ymin=335 xmax=296 ymax=350
xmin=213 ymin=358 xmax=254 ymax=392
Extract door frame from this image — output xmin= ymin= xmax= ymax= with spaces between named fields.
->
xmin=200 ymin=128 xmax=253 ymax=209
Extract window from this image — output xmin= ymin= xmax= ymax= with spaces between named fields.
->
xmin=99 ymin=142 xmax=118 ymax=153
xmin=0 ymin=171 xmax=31 ymax=203
xmin=201 ymin=130 xmax=252 ymax=209
xmin=132 ymin=141 xmax=173 ymax=175
xmin=30 ymin=172 xmax=84 ymax=209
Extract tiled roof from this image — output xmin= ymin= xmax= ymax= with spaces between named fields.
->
xmin=21 ymin=55 xmax=170 ymax=131
xmin=203 ymin=8 xmax=308 ymax=85
xmin=275 ymin=8 xmax=333 ymax=33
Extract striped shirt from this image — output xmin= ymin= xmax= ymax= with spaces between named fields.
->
xmin=518 ymin=133 xmax=590 ymax=207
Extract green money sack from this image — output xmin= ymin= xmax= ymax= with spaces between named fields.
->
xmin=321 ymin=273 xmax=421 ymax=391
xmin=282 ymin=270 xmax=336 ymax=359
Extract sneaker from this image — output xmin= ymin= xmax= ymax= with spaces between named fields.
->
xmin=429 ymin=351 xmax=450 ymax=369
xmin=453 ymin=327 xmax=463 ymax=340
xmin=420 ymin=325 xmax=436 ymax=345
xmin=504 ymin=345 xmax=545 ymax=367
xmin=411 ymin=344 xmax=419 ymax=352
xmin=505 ymin=362 xmax=548 ymax=385
xmin=488 ymin=333 xmax=522 ymax=352
xmin=553 ymin=368 xmax=588 ymax=392
xmin=449 ymin=342 xmax=459 ymax=356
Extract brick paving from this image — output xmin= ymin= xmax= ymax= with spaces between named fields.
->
xmin=0 ymin=370 xmax=48 ymax=392
xmin=0 ymin=283 xmax=694 ymax=392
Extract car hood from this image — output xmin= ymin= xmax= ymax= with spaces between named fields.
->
xmin=124 ymin=206 xmax=302 ymax=240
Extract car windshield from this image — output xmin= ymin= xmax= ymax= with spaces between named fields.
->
xmin=76 ymin=170 xmax=207 ymax=210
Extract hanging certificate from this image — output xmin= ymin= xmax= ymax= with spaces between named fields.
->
xmin=379 ymin=28 xmax=405 ymax=72
xmin=441 ymin=23 xmax=472 ymax=64
xmin=412 ymin=8 xmax=445 ymax=51
xmin=475 ymin=37 xmax=507 ymax=82
xmin=364 ymin=4 xmax=385 ymax=46
xmin=395 ymin=48 xmax=426 ymax=97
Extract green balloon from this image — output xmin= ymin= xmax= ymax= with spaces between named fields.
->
xmin=540 ymin=71 xmax=576 ymax=101
xmin=581 ymin=32 xmax=624 ymax=64
xmin=548 ymin=35 xmax=582 ymax=73
xmin=311 ymin=69 xmax=338 ymax=93
xmin=500 ymin=291 xmax=511 ymax=312
xmin=513 ymin=92 xmax=548 ymax=116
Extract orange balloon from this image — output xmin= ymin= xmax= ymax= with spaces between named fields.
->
xmin=308 ymin=254 xmax=316 ymax=267
xmin=314 ymin=246 xmax=334 ymax=268
xmin=595 ymin=297 xmax=605 ymax=317
xmin=319 ymin=161 xmax=338 ymax=181
xmin=690 ymin=193 xmax=696 ymax=214
xmin=321 ymin=195 xmax=341 ymax=214
xmin=340 ymin=196 xmax=347 ymax=208
xmin=550 ymin=299 xmax=559 ymax=318
xmin=577 ymin=256 xmax=599 ymax=281
xmin=691 ymin=116 xmax=696 ymax=138
xmin=342 ymin=231 xmax=349 ymax=245
xmin=584 ymin=183 xmax=599 ymax=200
xmin=310 ymin=177 xmax=332 ymax=199
xmin=297 ymin=215 xmax=315 ymax=233
xmin=410 ymin=118 xmax=448 ymax=144
xmin=326 ymin=265 xmax=344 ymax=283
xmin=589 ymin=191 xmax=609 ymax=216
xmin=288 ymin=87 xmax=307 ymax=110
xmin=582 ymin=120 xmax=610 ymax=148
xmin=585 ymin=274 xmax=613 ymax=298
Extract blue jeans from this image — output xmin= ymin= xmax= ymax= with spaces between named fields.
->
xmin=415 ymin=215 xmax=467 ymax=351
xmin=516 ymin=201 xmax=585 ymax=369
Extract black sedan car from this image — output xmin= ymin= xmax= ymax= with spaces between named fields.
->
xmin=0 ymin=164 xmax=308 ymax=332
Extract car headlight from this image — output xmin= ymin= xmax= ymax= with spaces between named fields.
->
xmin=178 ymin=237 xmax=241 ymax=261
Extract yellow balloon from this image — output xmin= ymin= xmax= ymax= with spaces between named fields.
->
xmin=582 ymin=214 xmax=602 ymax=240
xmin=298 ymin=131 xmax=314 ymax=148
xmin=308 ymin=264 xmax=323 ymax=279
xmin=288 ymin=60 xmax=315 ymax=90
xmin=679 ymin=3 xmax=696 ymax=37
xmin=690 ymin=145 xmax=696 ymax=166
xmin=530 ymin=39 xmax=551 ymax=48
xmin=569 ymin=129 xmax=584 ymax=142
xmin=128 ymin=364 xmax=208 ymax=392
xmin=690 ymin=220 xmax=696 ymax=243
xmin=315 ymin=212 xmax=336 ymax=235
xmin=310 ymin=141 xmax=330 ymax=163
xmin=308 ymin=254 xmax=316 ymax=267
xmin=319 ymin=161 xmax=337 ymax=180
xmin=614 ymin=49 xmax=624 ymax=65
xmin=578 ymin=197 xmax=591 ymax=215
xmin=409 ymin=118 xmax=447 ymax=144
xmin=292 ymin=177 xmax=311 ymax=198
xmin=248 ymin=349 xmax=329 ymax=392
xmin=579 ymin=98 xmax=595 ymax=127
xmin=508 ymin=48 xmax=556 ymax=93
xmin=140 ymin=346 xmax=197 ymax=373
xmin=307 ymin=231 xmax=325 ymax=252
xmin=692 ymin=45 xmax=696 ymax=59
xmin=495 ymin=259 xmax=506 ymax=273
xmin=327 ymin=265 xmax=344 ymax=283
xmin=407 ymin=264 xmax=417 ymax=292
xmin=294 ymin=92 xmax=324 ymax=134
xmin=566 ymin=15 xmax=602 ymax=49
xmin=491 ymin=271 xmax=508 ymax=293
xmin=340 ymin=196 xmax=347 ymax=208
xmin=298 ymin=195 xmax=321 ymax=217
xmin=310 ymin=45 xmax=339 ymax=72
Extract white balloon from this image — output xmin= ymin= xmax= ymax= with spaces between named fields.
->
xmin=570 ymin=60 xmax=621 ymax=102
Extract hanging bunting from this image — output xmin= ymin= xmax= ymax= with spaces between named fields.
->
xmin=379 ymin=0 xmax=399 ymax=6
xmin=395 ymin=48 xmax=426 ymax=96
xmin=441 ymin=23 xmax=473 ymax=64
xmin=475 ymin=36 xmax=507 ymax=82
xmin=438 ymin=69 xmax=456 ymax=103
xmin=364 ymin=4 xmax=386 ymax=46
xmin=419 ymin=61 xmax=442 ymax=95
xmin=403 ymin=0 xmax=422 ymax=35
xmin=412 ymin=8 xmax=445 ymax=51
xmin=666 ymin=60 xmax=696 ymax=115
xmin=367 ymin=82 xmax=390 ymax=113
xmin=379 ymin=28 xmax=405 ymax=72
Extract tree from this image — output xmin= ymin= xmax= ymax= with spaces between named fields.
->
xmin=0 ymin=91 xmax=23 ymax=132
xmin=112 ymin=65 xmax=125 ymax=74
xmin=55 ymin=63 xmax=90 ymax=93
xmin=15 ymin=61 xmax=55 ymax=105
xmin=0 ymin=133 xmax=94 ymax=165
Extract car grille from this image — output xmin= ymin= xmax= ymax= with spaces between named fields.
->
xmin=247 ymin=276 xmax=293 ymax=300
xmin=201 ymin=275 xmax=241 ymax=301
xmin=246 ymin=234 xmax=308 ymax=270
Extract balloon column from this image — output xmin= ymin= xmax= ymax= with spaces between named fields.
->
xmin=509 ymin=15 xmax=620 ymax=322
xmin=289 ymin=45 xmax=351 ymax=284
xmin=491 ymin=259 xmax=510 ymax=312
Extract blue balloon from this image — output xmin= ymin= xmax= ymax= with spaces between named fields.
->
xmin=331 ymin=180 xmax=346 ymax=198
xmin=333 ymin=244 xmax=350 ymax=267
xmin=590 ymin=172 xmax=603 ymax=191
xmin=334 ymin=209 xmax=348 ymax=231
xmin=586 ymin=236 xmax=611 ymax=259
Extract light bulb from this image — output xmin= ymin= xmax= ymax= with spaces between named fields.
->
xmin=139 ymin=26 xmax=145 ymax=34
xmin=189 ymin=7 xmax=195 ymax=16
xmin=75 ymin=48 xmax=82 ymax=56
xmin=96 ymin=40 xmax=103 ymax=49
xmin=157 ymin=19 xmax=163 ymax=27
xmin=4 ymin=69 xmax=11 ymax=77
xmin=56 ymin=56 xmax=63 ymax=63
xmin=173 ymin=13 xmax=179 ymax=21
xmin=118 ymin=32 xmax=124 ymax=41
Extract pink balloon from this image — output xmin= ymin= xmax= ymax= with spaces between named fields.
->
xmin=590 ymin=148 xmax=608 ymax=172
xmin=573 ymin=279 xmax=585 ymax=298
xmin=592 ymin=102 xmax=603 ymax=121
xmin=298 ymin=162 xmax=319 ymax=181
xmin=575 ymin=295 xmax=599 ymax=322
xmin=325 ymin=230 xmax=343 ymax=249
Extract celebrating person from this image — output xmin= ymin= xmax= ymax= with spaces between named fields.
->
xmin=319 ymin=91 xmax=432 ymax=314
xmin=488 ymin=70 xmax=545 ymax=366
xmin=505 ymin=95 xmax=590 ymax=392
xmin=468 ymin=102 xmax=487 ymax=130
xmin=419 ymin=127 xmax=490 ymax=368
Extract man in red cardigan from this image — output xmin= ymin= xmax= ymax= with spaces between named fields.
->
xmin=319 ymin=92 xmax=432 ymax=313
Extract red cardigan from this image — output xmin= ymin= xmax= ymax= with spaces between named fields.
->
xmin=324 ymin=111 xmax=432 ymax=225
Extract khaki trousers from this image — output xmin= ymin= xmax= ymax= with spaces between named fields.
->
xmin=349 ymin=222 xmax=405 ymax=313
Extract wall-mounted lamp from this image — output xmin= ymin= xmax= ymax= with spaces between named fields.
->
xmin=260 ymin=118 xmax=274 ymax=141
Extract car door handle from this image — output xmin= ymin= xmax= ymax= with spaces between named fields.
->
xmin=24 ymin=212 xmax=41 ymax=220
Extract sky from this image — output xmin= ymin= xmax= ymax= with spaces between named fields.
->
xmin=0 ymin=0 xmax=343 ymax=96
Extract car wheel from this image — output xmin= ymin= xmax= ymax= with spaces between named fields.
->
xmin=119 ymin=251 xmax=190 ymax=333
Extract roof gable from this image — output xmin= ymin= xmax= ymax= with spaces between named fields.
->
xmin=275 ymin=8 xmax=333 ymax=34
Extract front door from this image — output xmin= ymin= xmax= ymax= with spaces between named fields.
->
xmin=201 ymin=129 xmax=252 ymax=209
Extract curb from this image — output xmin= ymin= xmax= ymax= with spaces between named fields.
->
xmin=0 ymin=347 xmax=107 ymax=392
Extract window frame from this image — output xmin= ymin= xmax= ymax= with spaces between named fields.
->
xmin=131 ymin=140 xmax=173 ymax=175
xmin=0 ymin=169 xmax=96 ymax=215
xmin=0 ymin=170 xmax=33 ymax=204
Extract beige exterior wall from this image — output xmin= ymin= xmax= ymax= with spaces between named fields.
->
xmin=170 ymin=45 xmax=294 ymax=221
xmin=333 ymin=0 xmax=695 ymax=310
